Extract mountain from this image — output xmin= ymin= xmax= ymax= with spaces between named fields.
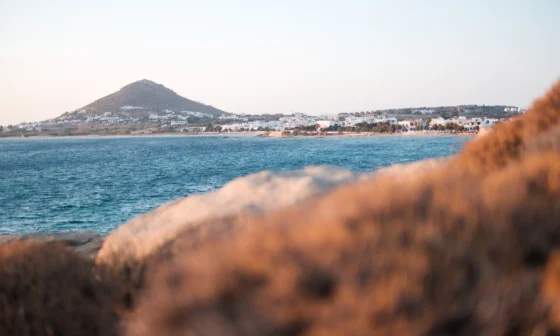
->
xmin=77 ymin=79 xmax=228 ymax=117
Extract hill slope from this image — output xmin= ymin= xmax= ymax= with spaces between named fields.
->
xmin=79 ymin=79 xmax=228 ymax=117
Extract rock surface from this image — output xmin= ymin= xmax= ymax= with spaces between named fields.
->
xmin=375 ymin=157 xmax=448 ymax=179
xmin=97 ymin=161 xmax=446 ymax=266
xmin=0 ymin=231 xmax=104 ymax=259
xmin=96 ymin=166 xmax=367 ymax=265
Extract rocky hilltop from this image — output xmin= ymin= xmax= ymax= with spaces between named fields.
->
xmin=58 ymin=79 xmax=228 ymax=120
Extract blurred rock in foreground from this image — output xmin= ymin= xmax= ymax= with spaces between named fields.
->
xmin=96 ymin=166 xmax=366 ymax=266
xmin=96 ymin=159 xmax=446 ymax=268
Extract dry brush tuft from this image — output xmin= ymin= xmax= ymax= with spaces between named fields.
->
xmin=0 ymin=241 xmax=121 ymax=336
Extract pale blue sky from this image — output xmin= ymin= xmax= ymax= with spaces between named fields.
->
xmin=1 ymin=0 xmax=559 ymax=125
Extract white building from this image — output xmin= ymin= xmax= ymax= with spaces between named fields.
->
xmin=100 ymin=116 xmax=121 ymax=124
xmin=317 ymin=120 xmax=336 ymax=128
xmin=430 ymin=117 xmax=447 ymax=127
xmin=280 ymin=114 xmax=319 ymax=128
xmin=149 ymin=114 xmax=171 ymax=120
xmin=480 ymin=119 xmax=497 ymax=128
xmin=398 ymin=118 xmax=424 ymax=130
xmin=372 ymin=116 xmax=398 ymax=125
xmin=221 ymin=120 xmax=283 ymax=131
xmin=181 ymin=111 xmax=215 ymax=119
xmin=386 ymin=117 xmax=398 ymax=125
xmin=398 ymin=120 xmax=411 ymax=129
xmin=343 ymin=117 xmax=365 ymax=127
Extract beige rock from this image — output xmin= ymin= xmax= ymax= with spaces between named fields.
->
xmin=97 ymin=158 xmax=449 ymax=267
xmin=96 ymin=166 xmax=367 ymax=265
xmin=375 ymin=158 xmax=449 ymax=180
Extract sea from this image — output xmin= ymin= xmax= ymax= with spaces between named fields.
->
xmin=0 ymin=135 xmax=472 ymax=234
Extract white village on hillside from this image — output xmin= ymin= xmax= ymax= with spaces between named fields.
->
xmin=1 ymin=79 xmax=527 ymax=136
xmin=4 ymin=106 xmax=526 ymax=136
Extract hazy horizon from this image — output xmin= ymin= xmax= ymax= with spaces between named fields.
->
xmin=1 ymin=0 xmax=559 ymax=125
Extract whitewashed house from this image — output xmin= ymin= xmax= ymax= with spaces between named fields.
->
xmin=317 ymin=120 xmax=336 ymax=128
xmin=430 ymin=117 xmax=447 ymax=127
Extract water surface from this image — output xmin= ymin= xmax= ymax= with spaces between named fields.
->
xmin=0 ymin=135 xmax=471 ymax=234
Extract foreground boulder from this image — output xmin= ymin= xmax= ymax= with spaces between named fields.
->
xmin=97 ymin=159 xmax=449 ymax=271
xmin=96 ymin=159 xmax=448 ymax=313
xmin=96 ymin=166 xmax=367 ymax=267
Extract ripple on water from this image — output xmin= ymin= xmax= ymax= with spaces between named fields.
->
xmin=0 ymin=136 xmax=471 ymax=234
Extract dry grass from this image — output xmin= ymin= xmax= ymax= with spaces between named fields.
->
xmin=0 ymin=241 xmax=121 ymax=336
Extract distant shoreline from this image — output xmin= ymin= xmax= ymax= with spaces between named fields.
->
xmin=0 ymin=132 xmax=253 ymax=140
xmin=263 ymin=131 xmax=477 ymax=139
xmin=0 ymin=131 xmax=476 ymax=140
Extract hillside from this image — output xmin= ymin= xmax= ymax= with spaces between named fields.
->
xmin=372 ymin=104 xmax=522 ymax=119
xmin=60 ymin=79 xmax=228 ymax=119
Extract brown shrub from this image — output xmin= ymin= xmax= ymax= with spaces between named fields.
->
xmin=0 ymin=241 xmax=120 ymax=336
xmin=128 ymin=79 xmax=560 ymax=335
xmin=454 ymin=79 xmax=560 ymax=173
xmin=543 ymin=252 xmax=560 ymax=331
xmin=128 ymin=151 xmax=560 ymax=335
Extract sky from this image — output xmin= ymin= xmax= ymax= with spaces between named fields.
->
xmin=0 ymin=0 xmax=559 ymax=125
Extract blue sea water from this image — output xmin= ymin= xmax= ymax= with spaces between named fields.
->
xmin=0 ymin=135 xmax=471 ymax=234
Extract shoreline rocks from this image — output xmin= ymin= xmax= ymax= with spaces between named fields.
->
xmin=96 ymin=166 xmax=369 ymax=266
xmin=96 ymin=160 xmax=447 ymax=267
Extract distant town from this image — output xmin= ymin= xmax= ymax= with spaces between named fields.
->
xmin=0 ymin=79 xmax=527 ymax=138
xmin=0 ymin=106 xmax=526 ymax=138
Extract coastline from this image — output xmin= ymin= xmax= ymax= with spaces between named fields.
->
xmin=0 ymin=131 xmax=476 ymax=140
xmin=0 ymin=132 xmax=256 ymax=140
xmin=264 ymin=131 xmax=476 ymax=138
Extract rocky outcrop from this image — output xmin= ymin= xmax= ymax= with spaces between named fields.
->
xmin=96 ymin=166 xmax=369 ymax=266
xmin=374 ymin=157 xmax=448 ymax=179
xmin=0 ymin=231 xmax=104 ymax=259
xmin=97 ymin=159 xmax=448 ymax=268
